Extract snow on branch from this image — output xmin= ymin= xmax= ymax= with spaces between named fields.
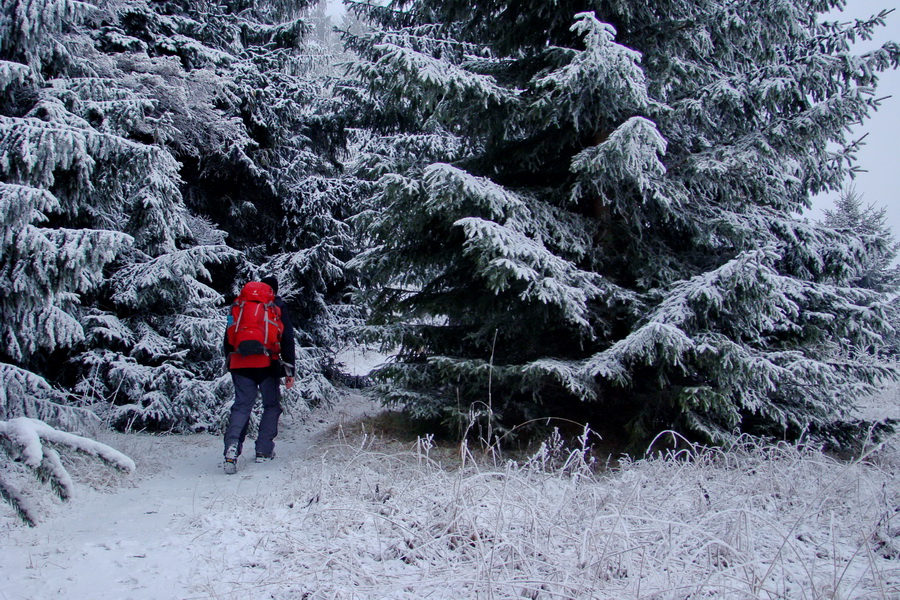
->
xmin=111 ymin=245 xmax=238 ymax=309
xmin=0 ymin=363 xmax=98 ymax=430
xmin=361 ymin=41 xmax=513 ymax=109
xmin=585 ymin=321 xmax=695 ymax=385
xmin=0 ymin=417 xmax=134 ymax=525
xmin=0 ymin=115 xmax=157 ymax=191
xmin=534 ymin=12 xmax=650 ymax=130
xmin=571 ymin=116 xmax=668 ymax=207
xmin=521 ymin=200 xmax=597 ymax=262
xmin=264 ymin=246 xmax=346 ymax=285
xmin=523 ymin=358 xmax=598 ymax=401
xmin=156 ymin=34 xmax=236 ymax=68
xmin=132 ymin=322 xmax=180 ymax=361
xmin=361 ymin=23 xmax=487 ymax=60
xmin=1 ymin=226 xmax=130 ymax=361
xmin=82 ymin=312 xmax=135 ymax=347
xmin=5 ymin=303 xmax=85 ymax=362
xmin=455 ymin=216 xmax=602 ymax=331
xmin=585 ymin=248 xmax=791 ymax=381
xmin=0 ymin=60 xmax=32 ymax=89
xmin=423 ymin=163 xmax=525 ymax=221
xmin=0 ymin=183 xmax=58 ymax=243
xmin=1 ymin=0 xmax=97 ymax=64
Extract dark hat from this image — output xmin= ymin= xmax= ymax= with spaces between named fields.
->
xmin=260 ymin=275 xmax=278 ymax=294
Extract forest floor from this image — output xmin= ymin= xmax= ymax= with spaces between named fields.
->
xmin=2 ymin=385 xmax=899 ymax=600
xmin=0 ymin=391 xmax=384 ymax=600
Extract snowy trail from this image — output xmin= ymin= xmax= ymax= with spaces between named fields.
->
xmin=1 ymin=393 xmax=381 ymax=600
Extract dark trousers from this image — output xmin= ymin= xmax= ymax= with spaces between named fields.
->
xmin=224 ymin=370 xmax=282 ymax=457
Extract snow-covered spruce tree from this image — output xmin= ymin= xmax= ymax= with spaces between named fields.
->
xmin=92 ymin=0 xmax=364 ymax=424
xmin=140 ymin=0 xmax=363 ymax=403
xmin=0 ymin=0 xmax=241 ymax=432
xmin=821 ymin=187 xmax=900 ymax=369
xmin=349 ymin=1 xmax=900 ymax=446
xmin=821 ymin=187 xmax=900 ymax=294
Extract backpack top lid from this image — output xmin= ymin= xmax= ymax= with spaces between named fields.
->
xmin=260 ymin=275 xmax=279 ymax=294
xmin=238 ymin=281 xmax=275 ymax=304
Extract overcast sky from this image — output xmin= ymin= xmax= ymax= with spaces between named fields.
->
xmin=809 ymin=0 xmax=900 ymax=232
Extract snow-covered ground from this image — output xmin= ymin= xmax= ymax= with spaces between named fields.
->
xmin=0 ymin=392 xmax=381 ymax=600
xmin=2 ymin=388 xmax=899 ymax=600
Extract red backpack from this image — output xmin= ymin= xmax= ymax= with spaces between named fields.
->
xmin=226 ymin=281 xmax=284 ymax=369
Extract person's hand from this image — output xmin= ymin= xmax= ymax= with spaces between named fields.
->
xmin=285 ymin=376 xmax=295 ymax=389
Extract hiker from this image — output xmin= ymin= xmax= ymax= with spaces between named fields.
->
xmin=222 ymin=275 xmax=295 ymax=474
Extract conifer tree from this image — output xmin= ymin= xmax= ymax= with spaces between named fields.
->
xmin=1 ymin=0 xmax=359 ymax=432
xmin=349 ymin=1 xmax=900 ymax=445
xmin=0 ymin=0 xmax=211 ymax=428
xmin=822 ymin=187 xmax=900 ymax=294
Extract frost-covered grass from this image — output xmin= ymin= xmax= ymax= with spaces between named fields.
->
xmin=186 ymin=426 xmax=900 ymax=600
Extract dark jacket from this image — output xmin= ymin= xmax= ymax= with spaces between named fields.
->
xmin=224 ymin=296 xmax=296 ymax=378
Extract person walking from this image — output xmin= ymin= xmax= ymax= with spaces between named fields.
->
xmin=222 ymin=275 xmax=295 ymax=474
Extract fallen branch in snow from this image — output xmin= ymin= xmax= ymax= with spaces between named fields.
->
xmin=0 ymin=417 xmax=135 ymax=526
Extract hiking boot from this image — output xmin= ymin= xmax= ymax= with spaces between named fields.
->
xmin=255 ymin=451 xmax=276 ymax=463
xmin=224 ymin=444 xmax=239 ymax=475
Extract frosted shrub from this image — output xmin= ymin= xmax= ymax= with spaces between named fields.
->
xmin=189 ymin=431 xmax=899 ymax=599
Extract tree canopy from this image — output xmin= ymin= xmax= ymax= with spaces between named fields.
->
xmin=1 ymin=0 xmax=898 ymax=451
